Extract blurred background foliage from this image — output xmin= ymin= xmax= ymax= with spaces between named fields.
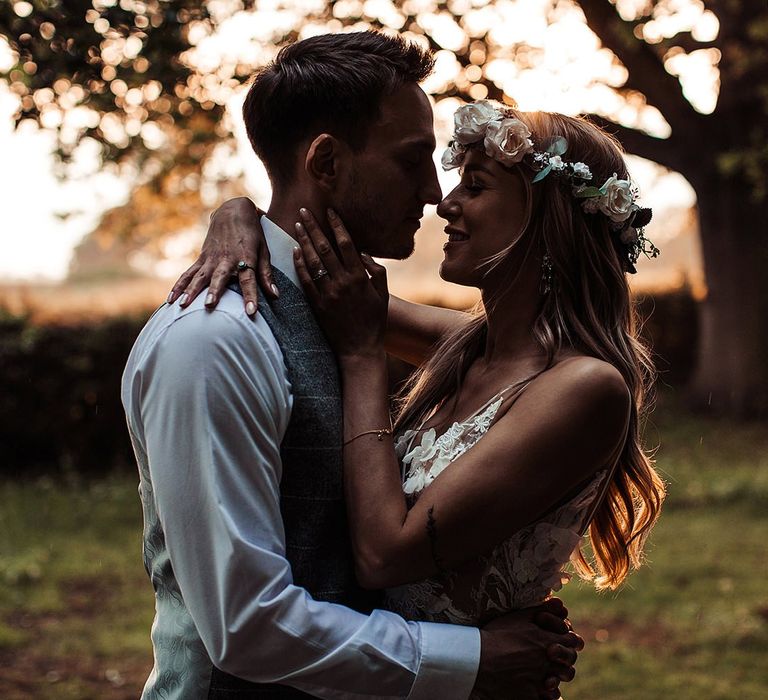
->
xmin=0 ymin=288 xmax=695 ymax=477
xmin=2 ymin=0 xmax=767 ymax=416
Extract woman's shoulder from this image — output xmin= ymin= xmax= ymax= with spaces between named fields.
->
xmin=510 ymin=354 xmax=630 ymax=431
xmin=550 ymin=354 xmax=629 ymax=397
xmin=489 ymin=355 xmax=633 ymax=478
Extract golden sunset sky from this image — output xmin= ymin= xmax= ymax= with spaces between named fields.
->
xmin=0 ymin=0 xmax=717 ymax=290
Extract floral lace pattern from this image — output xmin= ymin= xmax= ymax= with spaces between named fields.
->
xmin=386 ymin=389 xmax=609 ymax=626
xmin=398 ymin=396 xmax=503 ymax=496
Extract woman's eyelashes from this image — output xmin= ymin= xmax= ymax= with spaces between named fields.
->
xmin=462 ymin=177 xmax=485 ymax=193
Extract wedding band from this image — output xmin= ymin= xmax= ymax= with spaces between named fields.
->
xmin=311 ymin=268 xmax=329 ymax=281
xmin=236 ymin=260 xmax=256 ymax=274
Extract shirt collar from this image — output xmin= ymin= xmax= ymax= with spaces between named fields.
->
xmin=261 ymin=215 xmax=302 ymax=291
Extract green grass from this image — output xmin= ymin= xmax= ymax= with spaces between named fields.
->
xmin=559 ymin=395 xmax=768 ymax=699
xmin=1 ymin=396 xmax=767 ymax=699
xmin=0 ymin=475 xmax=153 ymax=699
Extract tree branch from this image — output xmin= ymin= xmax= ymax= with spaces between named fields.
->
xmin=577 ymin=0 xmax=700 ymax=135
xmin=662 ymin=32 xmax=718 ymax=54
xmin=584 ymin=114 xmax=689 ymax=172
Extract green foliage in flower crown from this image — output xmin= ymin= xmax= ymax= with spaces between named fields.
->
xmin=543 ymin=136 xmax=568 ymax=156
xmin=532 ymin=165 xmax=552 ymax=183
xmin=574 ymin=186 xmax=605 ymax=198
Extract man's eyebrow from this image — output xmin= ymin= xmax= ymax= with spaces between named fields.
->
xmin=399 ymin=137 xmax=437 ymax=151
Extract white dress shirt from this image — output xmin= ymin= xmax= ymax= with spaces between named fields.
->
xmin=121 ymin=217 xmax=481 ymax=700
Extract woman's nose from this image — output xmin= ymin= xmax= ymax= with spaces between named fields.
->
xmin=436 ymin=194 xmax=461 ymax=221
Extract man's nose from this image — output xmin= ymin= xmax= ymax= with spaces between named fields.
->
xmin=420 ymin=160 xmax=442 ymax=206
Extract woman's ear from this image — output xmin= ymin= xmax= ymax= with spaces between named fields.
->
xmin=305 ymin=134 xmax=344 ymax=190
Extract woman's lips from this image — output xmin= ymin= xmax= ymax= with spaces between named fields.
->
xmin=444 ymin=228 xmax=470 ymax=250
xmin=444 ymin=226 xmax=469 ymax=242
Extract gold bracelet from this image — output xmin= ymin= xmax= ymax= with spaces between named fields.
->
xmin=343 ymin=426 xmax=393 ymax=446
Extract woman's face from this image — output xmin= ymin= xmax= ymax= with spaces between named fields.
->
xmin=436 ymin=148 xmax=531 ymax=288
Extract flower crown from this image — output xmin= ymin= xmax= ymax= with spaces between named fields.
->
xmin=441 ymin=101 xmax=660 ymax=273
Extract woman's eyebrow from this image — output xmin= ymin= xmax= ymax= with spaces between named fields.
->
xmin=462 ymin=163 xmax=495 ymax=176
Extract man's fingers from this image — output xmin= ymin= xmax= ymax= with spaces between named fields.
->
xmin=535 ymin=611 xmax=569 ymax=635
xmin=543 ymin=676 xmax=560 ymax=691
xmin=551 ymin=663 xmax=576 ymax=682
xmin=563 ymin=631 xmax=585 ymax=650
xmin=547 ymin=642 xmax=577 ymax=667
xmin=168 ymin=262 xmax=202 ymax=304
xmin=540 ymin=597 xmax=568 ymax=619
xmin=539 ymin=677 xmax=562 ymax=700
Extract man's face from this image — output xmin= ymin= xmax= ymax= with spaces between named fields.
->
xmin=333 ymin=83 xmax=441 ymax=259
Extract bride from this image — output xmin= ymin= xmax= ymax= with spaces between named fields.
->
xmin=173 ymin=101 xmax=665 ymax=658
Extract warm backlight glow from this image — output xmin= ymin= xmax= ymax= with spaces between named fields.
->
xmin=0 ymin=0 xmax=712 ymax=290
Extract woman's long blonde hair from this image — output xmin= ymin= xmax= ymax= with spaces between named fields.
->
xmin=395 ymin=110 xmax=665 ymax=590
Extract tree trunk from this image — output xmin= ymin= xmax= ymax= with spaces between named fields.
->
xmin=687 ymin=176 xmax=768 ymax=418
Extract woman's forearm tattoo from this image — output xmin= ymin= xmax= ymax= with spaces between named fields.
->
xmin=426 ymin=505 xmax=447 ymax=574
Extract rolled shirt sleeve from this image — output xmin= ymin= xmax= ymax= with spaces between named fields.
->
xmin=124 ymin=295 xmax=480 ymax=700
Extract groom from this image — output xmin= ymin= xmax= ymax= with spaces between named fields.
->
xmin=123 ymin=31 xmax=581 ymax=700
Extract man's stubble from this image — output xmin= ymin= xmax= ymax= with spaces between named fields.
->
xmin=337 ymin=167 xmax=416 ymax=261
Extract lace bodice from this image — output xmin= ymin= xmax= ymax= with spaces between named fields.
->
xmin=384 ymin=386 xmax=609 ymax=626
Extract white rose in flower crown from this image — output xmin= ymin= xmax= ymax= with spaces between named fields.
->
xmin=483 ymin=118 xmax=534 ymax=167
xmin=572 ymin=162 xmax=592 ymax=180
xmin=453 ymin=100 xmax=500 ymax=145
xmin=441 ymin=140 xmax=466 ymax=171
xmin=598 ymin=174 xmax=636 ymax=223
xmin=549 ymin=155 xmax=564 ymax=170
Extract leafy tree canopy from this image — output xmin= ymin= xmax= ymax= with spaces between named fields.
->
xmin=3 ymin=0 xmax=764 ymax=196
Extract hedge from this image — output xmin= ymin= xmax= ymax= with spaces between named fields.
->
xmin=0 ymin=289 xmax=698 ymax=476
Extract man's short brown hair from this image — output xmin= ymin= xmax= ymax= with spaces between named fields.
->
xmin=242 ymin=31 xmax=434 ymax=187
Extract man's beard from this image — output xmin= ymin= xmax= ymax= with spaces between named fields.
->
xmin=337 ymin=172 xmax=416 ymax=261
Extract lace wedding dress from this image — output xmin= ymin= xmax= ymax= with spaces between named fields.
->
xmin=384 ymin=385 xmax=611 ymax=626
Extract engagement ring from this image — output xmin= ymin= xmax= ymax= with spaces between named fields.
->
xmin=311 ymin=269 xmax=329 ymax=281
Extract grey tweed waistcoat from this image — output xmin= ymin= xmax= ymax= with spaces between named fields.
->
xmin=208 ymin=269 xmax=380 ymax=699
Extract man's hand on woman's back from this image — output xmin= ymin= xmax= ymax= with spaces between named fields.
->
xmin=475 ymin=598 xmax=583 ymax=700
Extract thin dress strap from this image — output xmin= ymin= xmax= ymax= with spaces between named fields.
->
xmin=398 ymin=377 xmax=538 ymax=480
xmin=418 ymin=377 xmax=535 ymax=435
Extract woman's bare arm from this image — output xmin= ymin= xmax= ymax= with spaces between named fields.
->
xmin=338 ymin=354 xmax=630 ymax=590
xmin=386 ymin=296 xmax=471 ymax=366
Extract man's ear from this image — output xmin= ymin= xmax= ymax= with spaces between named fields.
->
xmin=305 ymin=133 xmax=345 ymax=190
